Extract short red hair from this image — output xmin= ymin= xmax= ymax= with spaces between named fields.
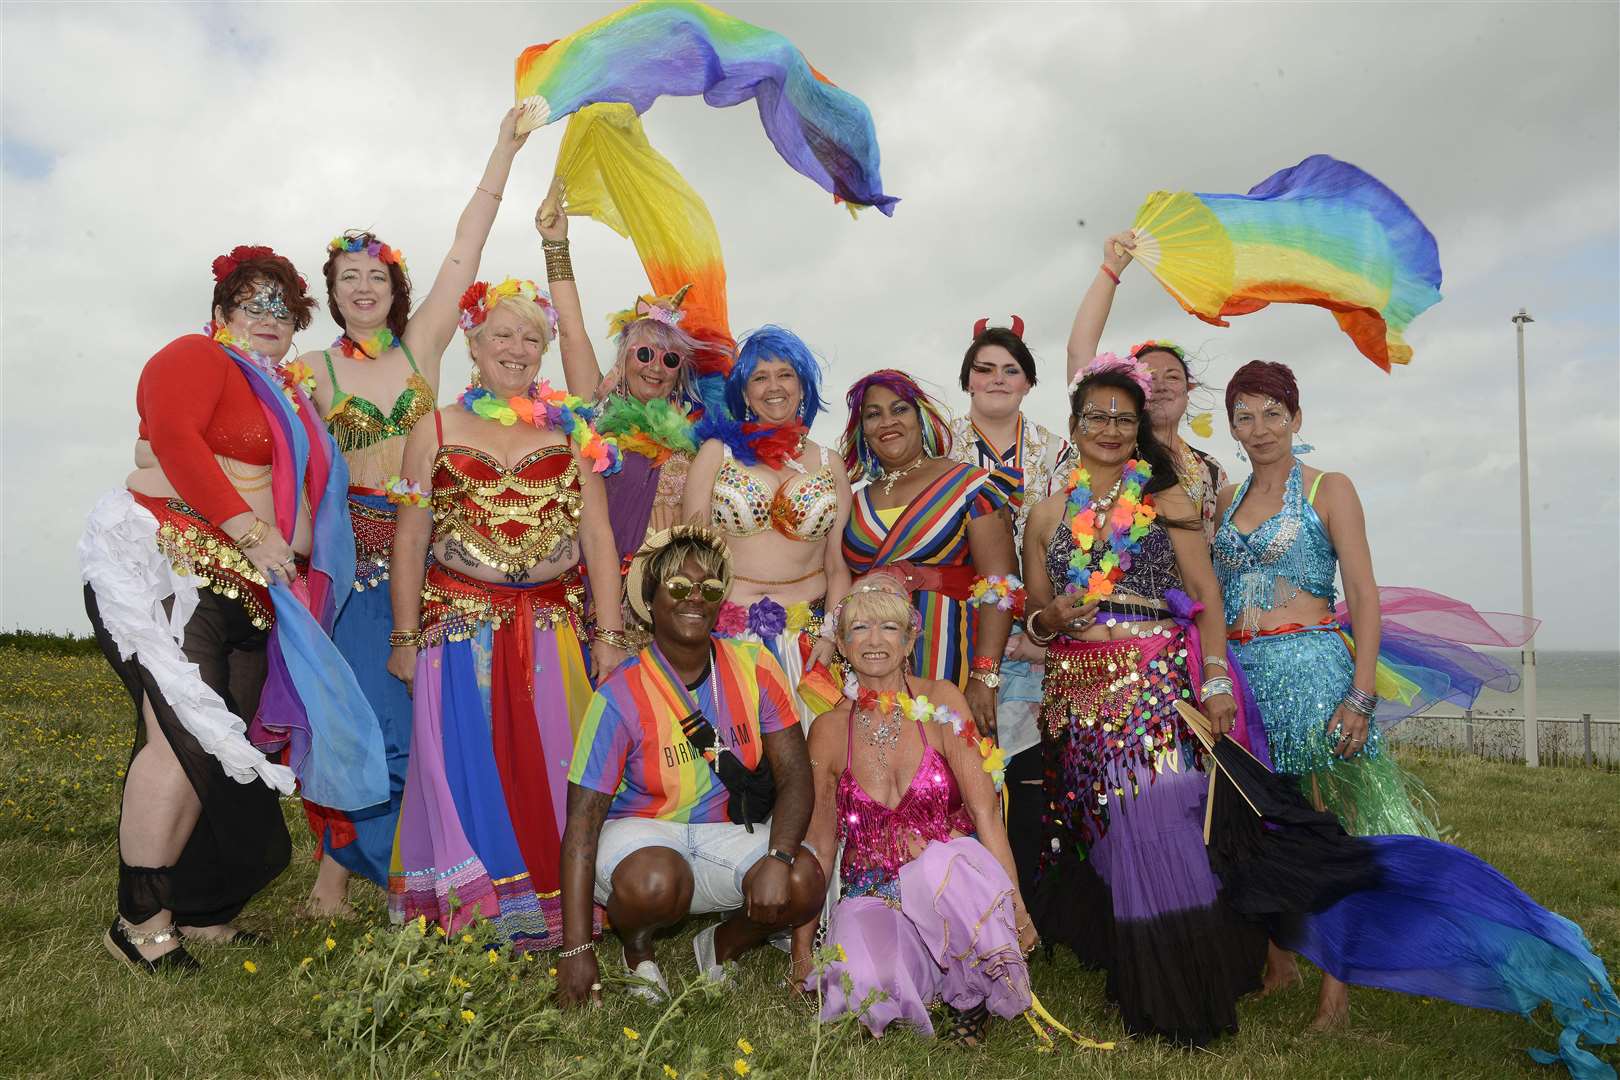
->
xmin=1225 ymin=360 xmax=1299 ymax=419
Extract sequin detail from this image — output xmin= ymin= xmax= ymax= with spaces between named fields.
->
xmin=417 ymin=562 xmax=584 ymax=647
xmin=142 ymin=496 xmax=276 ymax=630
xmin=836 ymin=718 xmax=973 ymax=898
xmin=1039 ymin=631 xmax=1203 ymax=852
xmin=348 ymin=494 xmax=396 ymax=591
xmin=1211 ymin=460 xmax=1337 ymax=628
xmin=431 ymin=445 xmax=582 ymax=576
xmin=324 ymin=351 xmax=436 ymax=455
xmin=1045 ymin=510 xmax=1183 ymax=606
xmin=710 ymin=445 xmax=839 ymax=542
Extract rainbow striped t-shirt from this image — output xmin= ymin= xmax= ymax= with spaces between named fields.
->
xmin=568 ymin=639 xmax=797 ymax=823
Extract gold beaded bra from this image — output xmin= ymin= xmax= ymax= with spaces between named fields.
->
xmin=430 ymin=444 xmax=582 ymax=575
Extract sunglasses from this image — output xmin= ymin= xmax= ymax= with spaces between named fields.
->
xmin=664 ymin=575 xmax=727 ymax=603
xmin=635 ymin=346 xmax=683 ymax=370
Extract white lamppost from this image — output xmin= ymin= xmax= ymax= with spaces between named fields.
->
xmin=1513 ymin=308 xmax=1538 ymax=767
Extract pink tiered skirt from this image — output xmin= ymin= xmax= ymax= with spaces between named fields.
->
xmin=813 ymin=836 xmax=1031 ymax=1037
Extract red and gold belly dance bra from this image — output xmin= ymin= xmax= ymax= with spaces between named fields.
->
xmin=430 ymin=443 xmax=583 ymax=576
xmin=710 ymin=444 xmax=839 ymax=543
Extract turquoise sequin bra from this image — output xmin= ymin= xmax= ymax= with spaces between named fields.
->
xmin=1212 ymin=461 xmax=1337 ymax=628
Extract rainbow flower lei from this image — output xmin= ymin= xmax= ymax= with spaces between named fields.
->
xmin=208 ymin=323 xmax=314 ymax=410
xmin=457 ymin=380 xmax=619 ymax=475
xmin=1062 ymin=460 xmax=1156 ymax=602
xmin=970 ymin=573 xmax=1025 ymax=613
xmin=844 ymin=683 xmax=1005 ymax=791
xmin=335 ymin=328 xmax=397 ymax=360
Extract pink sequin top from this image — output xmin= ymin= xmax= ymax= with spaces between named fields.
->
xmin=837 ymin=713 xmax=975 ymax=901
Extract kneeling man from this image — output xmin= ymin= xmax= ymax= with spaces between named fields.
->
xmin=556 ymin=526 xmax=824 ymax=1004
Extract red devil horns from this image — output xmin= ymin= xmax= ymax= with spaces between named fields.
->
xmin=972 ymin=316 xmax=1026 ymax=339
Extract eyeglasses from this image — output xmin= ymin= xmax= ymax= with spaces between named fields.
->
xmin=236 ymin=301 xmax=294 ymax=325
xmin=1077 ymin=411 xmax=1140 ymax=433
xmin=635 ymin=346 xmax=682 ymax=370
xmin=664 ymin=575 xmax=726 ymax=603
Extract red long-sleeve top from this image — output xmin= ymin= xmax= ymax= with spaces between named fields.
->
xmin=136 ymin=334 xmax=273 ymax=524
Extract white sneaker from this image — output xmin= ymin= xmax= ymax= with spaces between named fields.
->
xmin=624 ymin=958 xmax=669 ymax=1004
xmin=766 ymin=930 xmax=792 ymax=954
xmin=692 ymin=923 xmax=728 ymax=985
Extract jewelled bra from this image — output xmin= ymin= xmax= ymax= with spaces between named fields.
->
xmin=323 ymin=347 xmax=436 ymax=455
xmin=1211 ymin=461 xmax=1337 ymax=628
xmin=430 ymin=444 xmax=582 ymax=575
xmin=710 ymin=444 xmax=839 ymax=542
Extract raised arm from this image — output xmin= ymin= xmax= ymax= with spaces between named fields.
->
xmin=1315 ymin=470 xmax=1379 ymax=758
xmin=385 ymin=415 xmax=438 ymax=695
xmin=1065 ymin=229 xmax=1136 ymax=383
xmin=401 ymin=105 xmax=533 ymax=387
xmin=535 ymin=177 xmax=608 ymax=399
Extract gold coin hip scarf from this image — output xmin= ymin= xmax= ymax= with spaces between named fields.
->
xmin=132 ymin=493 xmax=281 ymax=631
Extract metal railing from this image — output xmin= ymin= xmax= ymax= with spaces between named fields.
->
xmin=1384 ymin=711 xmax=1619 ymax=770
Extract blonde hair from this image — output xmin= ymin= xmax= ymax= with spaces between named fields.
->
xmin=836 ymin=586 xmax=914 ymax=643
xmin=468 ymin=293 xmax=555 ymax=353
xmin=641 ymin=533 xmax=733 ymax=612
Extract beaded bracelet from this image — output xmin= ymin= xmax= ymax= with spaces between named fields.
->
xmin=557 ymin=942 xmax=594 ymax=959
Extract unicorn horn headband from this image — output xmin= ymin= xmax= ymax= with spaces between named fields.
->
xmin=972 ymin=315 xmax=1025 ymax=339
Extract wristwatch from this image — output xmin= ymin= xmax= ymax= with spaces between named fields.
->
xmin=767 ymin=847 xmax=796 ymax=868
xmin=968 ymin=669 xmax=1002 ymax=689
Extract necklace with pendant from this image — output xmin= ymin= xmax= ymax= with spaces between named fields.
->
xmin=856 ymin=703 xmax=903 ymax=766
xmin=880 ymin=455 xmax=927 ymax=497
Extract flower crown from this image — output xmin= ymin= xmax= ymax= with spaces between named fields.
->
xmin=458 ymin=278 xmax=559 ymax=337
xmin=211 ymin=244 xmax=306 ymax=290
xmin=1068 ymin=352 xmax=1154 ymax=398
xmin=1130 ymin=339 xmax=1184 ymax=361
xmin=607 ymin=284 xmax=692 ymax=340
xmin=328 ymin=234 xmax=409 ymax=275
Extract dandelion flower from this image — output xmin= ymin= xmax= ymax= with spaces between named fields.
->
xmin=663 ymin=1067 xmax=679 ymax=1079
xmin=461 ymin=933 xmax=475 ymax=944
xmin=623 ymin=1027 xmax=640 ymax=1041
xmin=416 ymin=914 xmax=428 ymax=932
xmin=324 ymin=936 xmax=337 ymax=951
xmin=241 ymin=960 xmax=258 ymax=974
xmin=460 ymin=1009 xmax=476 ymax=1023
xmin=835 ymin=944 xmax=847 ymax=962
xmin=486 ymin=949 xmax=500 ymax=965
xmin=299 ymin=956 xmax=313 ymax=969
xmin=737 ymin=1038 xmax=754 ymax=1055
xmin=734 ymin=1059 xmax=751 ymax=1076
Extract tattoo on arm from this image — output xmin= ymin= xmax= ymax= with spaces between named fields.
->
xmin=560 ymin=783 xmax=613 ymax=943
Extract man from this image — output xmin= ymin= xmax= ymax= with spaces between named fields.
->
xmin=556 ymin=525 xmax=824 ymax=1005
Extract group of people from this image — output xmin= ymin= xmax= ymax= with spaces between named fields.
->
xmin=78 ymin=106 xmax=1617 ymax=1074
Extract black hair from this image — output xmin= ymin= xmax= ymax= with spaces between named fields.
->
xmin=959 ymin=327 xmax=1037 ymax=390
xmin=1068 ymin=370 xmax=1193 ymax=524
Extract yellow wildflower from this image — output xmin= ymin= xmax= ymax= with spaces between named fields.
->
xmin=486 ymin=949 xmax=499 ymax=965
xmin=663 ymin=1067 xmax=679 ymax=1079
xmin=324 ymin=936 xmax=337 ymax=951
xmin=460 ymin=1009 xmax=476 ymax=1023
xmin=416 ymin=914 xmax=427 ymax=932
xmin=835 ymin=944 xmax=847 ymax=962
xmin=435 ymin=925 xmax=447 ymax=937
xmin=299 ymin=956 xmax=313 ymax=969
xmin=461 ymin=933 xmax=474 ymax=944
xmin=737 ymin=1038 xmax=754 ymax=1055
xmin=241 ymin=960 xmax=257 ymax=974
xmin=734 ymin=1060 xmax=751 ymax=1076
xmin=623 ymin=1027 xmax=640 ymax=1041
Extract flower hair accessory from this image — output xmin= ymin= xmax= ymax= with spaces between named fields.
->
xmin=328 ymin=234 xmax=409 ymax=275
xmin=1068 ymin=352 xmax=1154 ymax=398
xmin=210 ymin=244 xmax=306 ymax=292
xmin=458 ymin=278 xmax=559 ymax=337
xmin=1129 ymin=339 xmax=1185 ymax=362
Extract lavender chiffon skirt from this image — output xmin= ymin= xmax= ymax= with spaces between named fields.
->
xmin=814 ymin=837 xmax=1031 ymax=1037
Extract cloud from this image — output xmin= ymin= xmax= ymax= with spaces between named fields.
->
xmin=2 ymin=1 xmax=1616 ymax=652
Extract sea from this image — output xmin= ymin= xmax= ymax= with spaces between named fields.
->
xmin=1465 ymin=650 xmax=1619 ymax=721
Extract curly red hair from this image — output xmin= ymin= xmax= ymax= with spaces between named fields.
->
xmin=210 ymin=245 xmax=316 ymax=332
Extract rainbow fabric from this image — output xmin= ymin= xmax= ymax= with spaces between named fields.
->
xmin=1132 ymin=155 xmax=1442 ymax=371
xmin=515 ymin=0 xmax=897 ymax=215
xmin=569 ymin=639 xmax=797 ymax=823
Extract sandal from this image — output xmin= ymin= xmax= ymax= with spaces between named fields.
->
xmin=104 ymin=917 xmax=202 ymax=975
xmin=945 ymin=1001 xmax=990 ymax=1048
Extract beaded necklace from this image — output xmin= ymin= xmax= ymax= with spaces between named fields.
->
xmin=335 ymin=329 xmax=397 ymax=360
xmin=1061 ymin=459 xmax=1156 ymax=602
xmin=457 ymin=381 xmax=619 ymax=474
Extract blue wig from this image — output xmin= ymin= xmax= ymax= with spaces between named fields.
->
xmin=724 ymin=325 xmax=825 ymax=424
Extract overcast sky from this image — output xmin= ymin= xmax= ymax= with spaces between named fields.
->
xmin=3 ymin=1 xmax=1616 ymax=650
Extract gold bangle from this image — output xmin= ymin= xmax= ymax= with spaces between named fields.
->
xmin=389 ymin=629 xmax=422 ymax=648
xmin=594 ymin=627 xmax=634 ymax=651
xmin=544 ymin=250 xmax=574 ymax=283
xmin=540 ymin=238 xmax=570 ymax=252
xmin=237 ymin=519 xmax=269 ymax=550
xmin=476 ymin=185 xmax=502 ymax=201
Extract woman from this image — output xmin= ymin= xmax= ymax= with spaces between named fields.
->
xmin=839 ymin=371 xmax=1017 ymax=739
xmin=539 ymin=186 xmax=716 ymax=577
xmin=793 ymin=574 xmax=1036 ymax=1044
xmin=1066 ymin=232 xmax=1226 ymax=539
xmin=80 ymin=246 xmax=354 ymax=971
xmin=682 ymin=326 xmax=852 ymax=719
xmin=384 ymin=278 xmax=628 ymax=949
xmin=300 ymin=104 xmax=535 ymax=917
xmin=948 ymin=320 xmax=1067 ymax=893
xmin=1022 ymin=354 xmax=1265 ymax=1047
xmin=1211 ymin=359 xmax=1534 ymax=1025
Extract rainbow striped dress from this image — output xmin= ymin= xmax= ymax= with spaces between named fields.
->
xmin=841 ymin=462 xmax=1016 ymax=687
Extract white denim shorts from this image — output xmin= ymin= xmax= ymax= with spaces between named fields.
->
xmin=594 ymin=816 xmax=775 ymax=914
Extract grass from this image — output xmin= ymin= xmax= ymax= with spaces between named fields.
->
xmin=1 ymin=639 xmax=1616 ymax=1080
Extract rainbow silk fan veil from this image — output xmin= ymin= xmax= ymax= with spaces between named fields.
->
xmin=1130 ymin=155 xmax=1442 ymax=371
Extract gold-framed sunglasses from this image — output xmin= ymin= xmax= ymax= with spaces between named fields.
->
xmin=663 ymin=575 xmax=726 ymax=603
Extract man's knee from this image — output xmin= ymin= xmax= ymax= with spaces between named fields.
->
xmin=781 ymin=847 xmax=827 ymax=926
xmin=608 ymin=847 xmax=694 ymax=926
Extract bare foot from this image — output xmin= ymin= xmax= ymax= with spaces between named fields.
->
xmin=1307 ymin=974 xmax=1350 ymax=1032
xmin=303 ymin=857 xmax=353 ymax=918
xmin=1256 ymin=942 xmax=1303 ymax=999
xmin=177 ymin=923 xmax=243 ymax=943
